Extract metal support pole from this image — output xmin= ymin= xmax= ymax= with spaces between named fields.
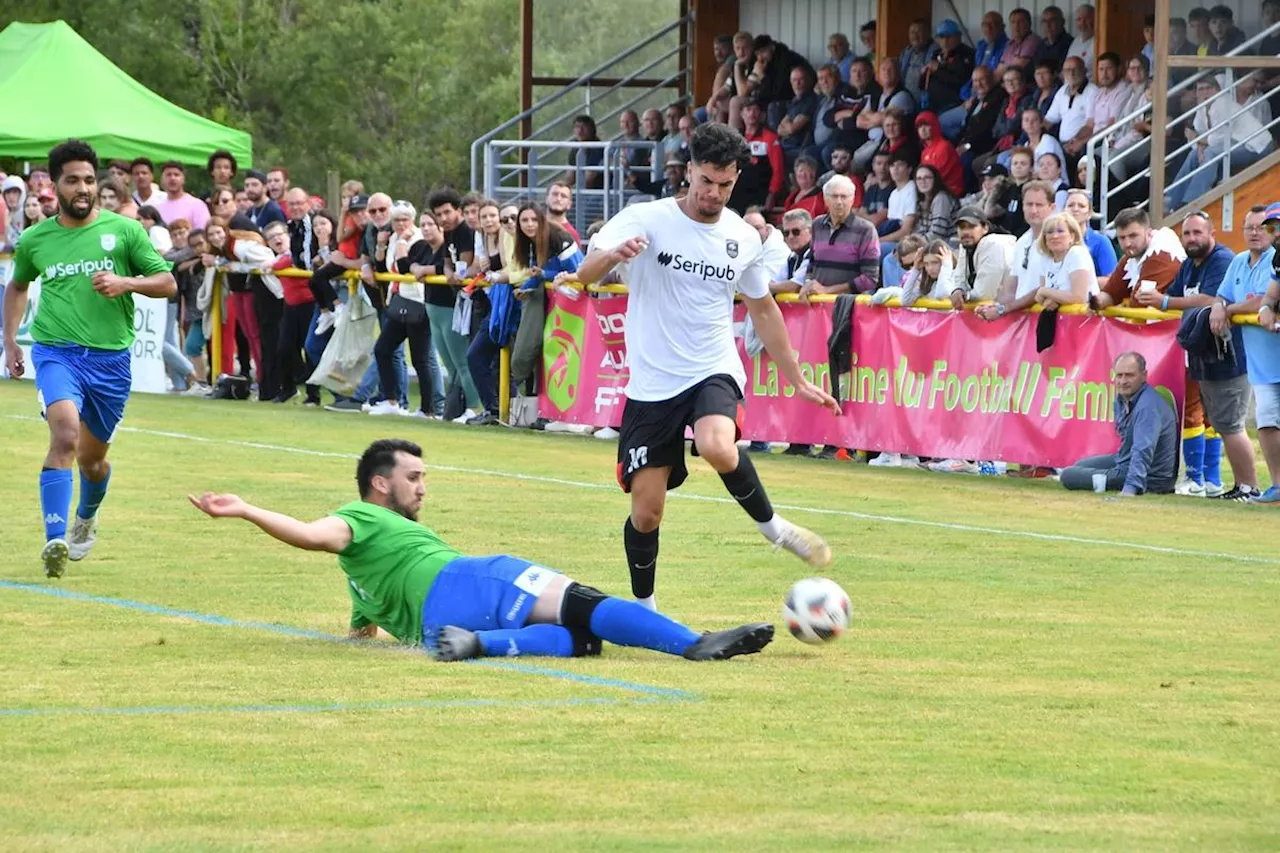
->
xmin=499 ymin=346 xmax=512 ymax=423
xmin=210 ymin=271 xmax=223 ymax=379
xmin=1151 ymin=0 xmax=1170 ymax=222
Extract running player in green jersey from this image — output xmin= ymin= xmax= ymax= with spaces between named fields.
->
xmin=3 ymin=140 xmax=176 ymax=578
xmin=190 ymin=439 xmax=774 ymax=661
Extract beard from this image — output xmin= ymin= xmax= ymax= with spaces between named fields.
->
xmin=387 ymin=494 xmax=420 ymax=521
xmin=1184 ymin=242 xmax=1208 ymax=260
xmin=60 ymin=194 xmax=94 ymax=220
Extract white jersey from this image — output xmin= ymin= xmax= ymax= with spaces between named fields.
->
xmin=593 ymin=197 xmax=769 ymax=401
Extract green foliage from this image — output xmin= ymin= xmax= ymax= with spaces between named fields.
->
xmin=0 ymin=0 xmax=682 ymax=201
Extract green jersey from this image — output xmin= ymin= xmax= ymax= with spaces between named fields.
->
xmin=333 ymin=501 xmax=462 ymax=643
xmin=12 ymin=210 xmax=172 ymax=351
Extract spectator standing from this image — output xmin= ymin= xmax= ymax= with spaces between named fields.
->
xmin=1219 ymin=203 xmax=1280 ymax=502
xmin=566 ymin=115 xmax=605 ymax=190
xmin=373 ymin=209 xmax=436 ymax=419
xmin=428 ymin=189 xmax=481 ymax=419
xmin=1032 ymin=211 xmax=1096 ymax=310
xmin=977 ymin=180 xmax=1055 ymax=319
xmin=1060 ymin=352 xmax=1177 ymax=494
xmin=266 ymin=167 xmax=290 ymax=207
xmin=264 ymin=218 xmax=316 ymax=404
xmin=205 ymin=150 xmax=237 ymax=202
xmin=800 ymin=175 xmax=880 ymax=297
xmin=130 ymin=157 xmax=161 ymax=206
xmin=151 ymin=162 xmax=209 ymax=231
xmin=1063 ymin=189 xmax=1116 ymax=279
xmin=926 ymin=20 xmax=977 ymax=138
xmin=1094 ymin=207 xmax=1184 ymax=312
xmin=1206 ymin=5 xmax=1246 ymax=55
xmin=545 ymin=182 xmax=581 ymax=245
xmin=946 ymin=206 xmax=1016 ymax=303
xmin=243 ymin=169 xmax=286 ymax=230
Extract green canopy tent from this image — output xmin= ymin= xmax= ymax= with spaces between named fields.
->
xmin=0 ymin=20 xmax=252 ymax=166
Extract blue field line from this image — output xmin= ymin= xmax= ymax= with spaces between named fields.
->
xmin=0 ymin=581 xmax=697 ymax=704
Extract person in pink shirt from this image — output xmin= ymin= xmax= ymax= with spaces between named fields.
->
xmin=997 ymin=8 xmax=1042 ymax=79
xmin=152 ymin=161 xmax=210 ymax=231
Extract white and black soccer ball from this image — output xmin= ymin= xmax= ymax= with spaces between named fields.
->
xmin=783 ymin=577 xmax=852 ymax=645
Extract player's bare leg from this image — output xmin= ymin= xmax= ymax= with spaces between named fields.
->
xmin=68 ymin=426 xmax=111 ymax=562
xmin=626 ymin=466 xmax=668 ymax=611
xmin=39 ymin=400 xmax=79 ymax=578
xmin=692 ymin=414 xmax=832 ymax=569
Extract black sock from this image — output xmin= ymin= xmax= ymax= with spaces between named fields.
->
xmin=719 ymin=451 xmax=774 ymax=523
xmin=623 ymin=517 xmax=659 ymax=599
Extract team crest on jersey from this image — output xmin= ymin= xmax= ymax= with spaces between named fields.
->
xmin=100 ymin=234 xmax=116 ymax=252
xmin=725 ymin=239 xmax=738 ymax=258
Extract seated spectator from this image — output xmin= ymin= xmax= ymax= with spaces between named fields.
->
xmin=1046 ymin=57 xmax=1096 ymax=171
xmin=997 ymin=8 xmax=1042 ymax=78
xmin=706 ymin=31 xmax=754 ymax=124
xmin=1206 ymin=5 xmax=1246 ymax=55
xmin=628 ymin=109 xmax=666 ymax=193
xmin=955 ymin=67 xmax=1006 ymax=171
xmin=1014 ymin=107 xmax=1066 ymax=175
xmin=827 ymin=32 xmax=854 ymax=83
xmin=899 ymin=18 xmax=938 ymax=102
xmin=882 ymin=233 xmax=926 ymax=288
xmin=991 ymin=151 xmax=1034 ymax=235
xmin=1165 ymin=75 xmax=1275 ymax=214
xmin=975 ymin=67 xmax=1035 ymax=178
xmin=566 ymin=115 xmax=604 ymax=189
xmin=775 ymin=66 xmax=819 ymax=163
xmin=799 ymin=175 xmax=880 ymax=297
xmin=770 ymin=209 xmax=815 ymax=293
xmin=912 ymin=165 xmax=958 ymax=243
xmin=946 ymin=206 xmax=1016 ymax=304
xmin=1142 ymin=15 xmax=1156 ymax=68
xmin=1067 ymin=5 xmax=1096 ymax=77
xmin=880 ymin=155 xmax=919 ymax=247
xmin=1079 ymin=53 xmax=1129 ymax=151
xmin=858 ymin=21 xmax=877 ymax=62
xmin=900 ymin=238 xmax=955 ymax=302
xmin=1032 ymin=59 xmax=1060 ymax=116
xmin=731 ymin=35 xmax=814 ymax=128
xmin=660 ymin=158 xmax=686 ymax=198
xmin=1189 ymin=7 xmax=1212 ymax=54
xmin=1093 ymin=207 xmax=1184 ymax=311
xmin=701 ymin=36 xmax=733 ymax=122
xmin=966 ymin=12 xmax=1010 ymax=100
xmin=1236 ymin=71 xmax=1272 ymax=128
xmin=915 ymin=111 xmax=964 ymax=197
xmin=783 ymin=155 xmax=831 ymax=219
xmin=616 ymin=109 xmax=645 ymax=187
xmin=818 ymin=144 xmax=855 ymax=187
xmin=1033 ymin=5 xmax=1073 ymax=71
xmin=1060 ymin=352 xmax=1178 ymax=494
xmin=1033 ymin=211 xmax=1096 ymax=308
xmin=926 ymin=20 xmax=977 ymax=139
xmin=662 ymin=103 xmax=687 ymax=161
xmin=1035 ymin=152 xmax=1070 ymax=208
xmin=729 ymin=97 xmax=785 ymax=212
xmin=965 ymin=161 xmax=1006 ymax=219
xmin=859 ymin=151 xmax=895 ymax=231
xmin=1063 ymin=189 xmax=1116 ymax=280
xmin=868 ymin=108 xmax=920 ymax=170
xmin=674 ymin=114 xmax=696 ymax=162
xmin=853 ymin=58 xmax=918 ymax=172
xmin=809 ymin=63 xmax=850 ymax=166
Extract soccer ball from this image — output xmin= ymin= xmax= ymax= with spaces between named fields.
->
xmin=783 ymin=577 xmax=852 ymax=645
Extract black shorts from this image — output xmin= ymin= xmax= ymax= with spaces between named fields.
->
xmin=616 ymin=374 xmax=744 ymax=493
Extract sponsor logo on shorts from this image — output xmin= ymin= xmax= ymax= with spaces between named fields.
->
xmin=654 ymin=250 xmax=735 ymax=282
xmin=44 ymin=256 xmax=115 ymax=283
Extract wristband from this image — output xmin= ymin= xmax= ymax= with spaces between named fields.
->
xmin=995 ymin=303 xmax=1006 ymax=317
xmin=1161 ymin=294 xmax=1169 ymax=310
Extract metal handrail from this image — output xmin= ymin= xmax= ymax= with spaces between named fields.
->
xmin=469 ymin=13 xmax=692 ymax=188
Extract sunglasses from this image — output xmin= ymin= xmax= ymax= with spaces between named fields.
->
xmin=367 ymin=206 xmax=388 ymax=214
xmin=500 ymin=215 xmax=516 ymax=224
xmin=784 ymin=227 xmax=807 ymax=237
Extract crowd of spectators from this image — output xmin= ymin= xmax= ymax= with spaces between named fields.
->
xmin=3 ymin=8 xmax=1280 ymax=500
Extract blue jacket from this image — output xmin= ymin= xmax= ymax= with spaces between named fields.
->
xmin=1115 ymin=383 xmax=1178 ymax=495
xmin=1167 ymin=243 xmax=1242 ymax=380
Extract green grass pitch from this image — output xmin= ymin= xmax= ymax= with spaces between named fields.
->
xmin=0 ymin=381 xmax=1277 ymax=851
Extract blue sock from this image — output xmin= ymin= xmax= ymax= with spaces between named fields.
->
xmin=77 ymin=464 xmax=111 ymax=521
xmin=476 ymin=624 xmax=576 ymax=657
xmin=1182 ymin=431 xmax=1205 ymax=485
xmin=39 ymin=468 xmax=74 ymax=542
xmin=589 ymin=597 xmax=700 ymax=656
xmin=1203 ymin=432 xmax=1223 ymax=487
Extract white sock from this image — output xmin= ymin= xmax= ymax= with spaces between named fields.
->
xmin=635 ymin=594 xmax=657 ymax=612
xmin=757 ymin=514 xmax=786 ymax=543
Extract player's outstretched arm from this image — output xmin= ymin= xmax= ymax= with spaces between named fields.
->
xmin=188 ymin=493 xmax=352 ymax=553
xmin=3 ymin=281 xmax=29 ymax=378
xmin=575 ymin=238 xmax=646 ymax=284
xmin=742 ymin=293 xmax=841 ymax=415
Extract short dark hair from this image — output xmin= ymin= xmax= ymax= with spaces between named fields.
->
xmin=460 ymin=191 xmax=484 ymax=209
xmin=1113 ymin=207 xmax=1150 ymax=230
xmin=689 ymin=122 xmax=751 ymax=171
xmin=206 ymin=149 xmax=237 ymax=175
xmin=136 ymin=205 xmax=166 ymax=228
xmin=1208 ymin=4 xmax=1233 ymax=21
xmin=130 ymin=157 xmax=154 ymax=172
xmin=860 ymin=20 xmax=876 ymax=34
xmin=1171 ymin=16 xmax=1187 ymax=28
xmin=715 ymin=34 xmax=733 ymax=47
xmin=160 ymin=160 xmax=184 ymax=174
xmin=1249 ymin=204 xmax=1269 ymax=215
xmin=48 ymin=139 xmax=98 ymax=182
xmin=356 ymin=439 xmax=423 ymax=499
xmin=572 ymin=114 xmax=597 ymax=136
xmin=1098 ymin=51 xmax=1121 ymax=67
xmin=1188 ymin=7 xmax=1209 ymax=22
xmin=427 ymin=187 xmax=463 ymax=212
xmin=107 ymin=159 xmax=131 ymax=173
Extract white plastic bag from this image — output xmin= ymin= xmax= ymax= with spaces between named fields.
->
xmin=452 ymin=290 xmax=473 ymax=335
xmin=308 ymin=289 xmax=376 ymax=395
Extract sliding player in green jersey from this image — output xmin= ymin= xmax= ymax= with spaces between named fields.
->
xmin=190 ymin=439 xmax=774 ymax=661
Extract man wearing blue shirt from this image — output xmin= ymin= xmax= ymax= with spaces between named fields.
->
xmin=1161 ymin=212 xmax=1235 ymax=496
xmin=1212 ymin=202 xmax=1280 ymax=503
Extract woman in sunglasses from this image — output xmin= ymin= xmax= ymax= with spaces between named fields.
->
xmin=1033 ymin=211 xmax=1095 ymax=310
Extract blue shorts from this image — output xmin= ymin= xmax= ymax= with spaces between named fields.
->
xmin=420 ymin=555 xmax=562 ymax=648
xmin=33 ymin=343 xmax=132 ymax=444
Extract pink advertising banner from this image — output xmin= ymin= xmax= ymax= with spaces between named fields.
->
xmin=539 ymin=293 xmax=1186 ymax=468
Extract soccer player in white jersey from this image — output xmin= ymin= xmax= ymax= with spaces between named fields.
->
xmin=577 ymin=123 xmax=841 ymax=611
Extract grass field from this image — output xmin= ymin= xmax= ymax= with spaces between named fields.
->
xmin=1 ymin=380 xmax=1278 ymax=851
